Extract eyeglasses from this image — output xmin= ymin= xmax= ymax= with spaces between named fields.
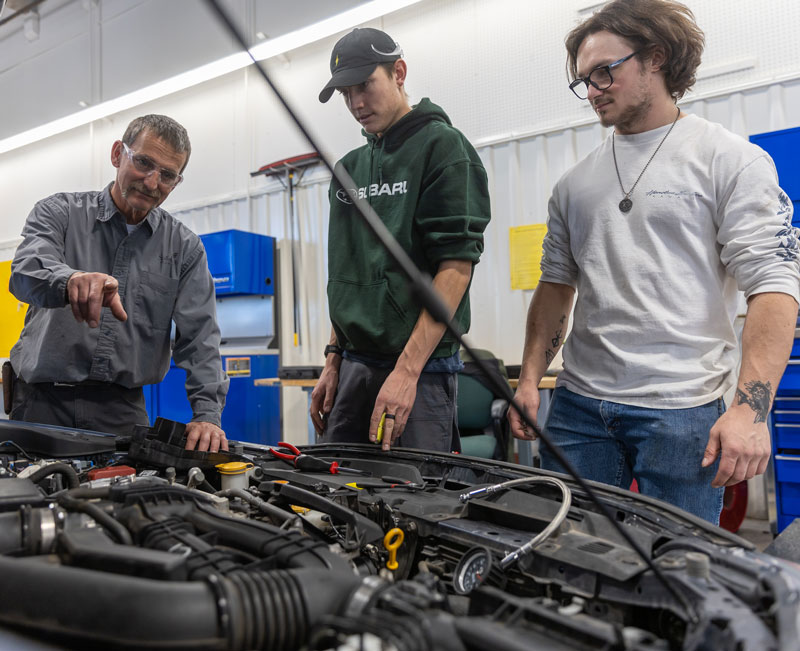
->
xmin=568 ymin=50 xmax=641 ymax=100
xmin=121 ymin=143 xmax=183 ymax=188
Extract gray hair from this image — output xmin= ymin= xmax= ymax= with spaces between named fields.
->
xmin=121 ymin=114 xmax=192 ymax=170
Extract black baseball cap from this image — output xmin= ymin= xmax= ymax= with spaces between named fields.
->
xmin=319 ymin=28 xmax=403 ymax=103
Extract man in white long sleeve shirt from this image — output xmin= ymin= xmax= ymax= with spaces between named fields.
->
xmin=509 ymin=0 xmax=800 ymax=524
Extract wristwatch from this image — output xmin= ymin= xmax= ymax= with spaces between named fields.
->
xmin=324 ymin=344 xmax=343 ymax=358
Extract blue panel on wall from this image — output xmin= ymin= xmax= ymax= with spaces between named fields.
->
xmin=200 ymin=230 xmax=276 ymax=296
xmin=750 ymin=126 xmax=800 ymax=204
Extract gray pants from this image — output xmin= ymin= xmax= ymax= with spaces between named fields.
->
xmin=323 ymin=357 xmax=459 ymax=453
xmin=10 ymin=376 xmax=149 ymax=436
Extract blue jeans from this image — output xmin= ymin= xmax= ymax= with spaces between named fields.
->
xmin=540 ymin=387 xmax=724 ymax=524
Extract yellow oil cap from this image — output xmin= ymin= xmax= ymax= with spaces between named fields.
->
xmin=215 ymin=462 xmax=253 ymax=475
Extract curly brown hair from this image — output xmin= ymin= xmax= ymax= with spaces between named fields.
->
xmin=565 ymin=0 xmax=704 ymax=100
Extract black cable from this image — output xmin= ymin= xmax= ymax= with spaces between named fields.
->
xmin=0 ymin=440 xmax=36 ymax=461
xmin=202 ymin=0 xmax=699 ymax=625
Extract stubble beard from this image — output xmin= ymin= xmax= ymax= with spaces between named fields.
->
xmin=599 ymin=71 xmax=654 ymax=133
xmin=599 ymin=94 xmax=652 ymax=133
xmin=122 ymin=183 xmax=160 ymax=203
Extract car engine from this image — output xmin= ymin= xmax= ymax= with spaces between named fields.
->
xmin=0 ymin=417 xmax=797 ymax=651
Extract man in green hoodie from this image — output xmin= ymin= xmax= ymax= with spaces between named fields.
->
xmin=312 ymin=27 xmax=491 ymax=452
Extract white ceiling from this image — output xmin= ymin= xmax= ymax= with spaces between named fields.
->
xmin=0 ymin=0 xmax=367 ymax=139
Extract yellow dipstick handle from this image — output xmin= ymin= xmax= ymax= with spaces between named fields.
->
xmin=384 ymin=528 xmax=404 ymax=571
xmin=377 ymin=413 xmax=386 ymax=443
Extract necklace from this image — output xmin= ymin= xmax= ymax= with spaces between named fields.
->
xmin=612 ymin=106 xmax=681 ymax=213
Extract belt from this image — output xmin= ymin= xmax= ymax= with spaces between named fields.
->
xmin=36 ymin=380 xmax=130 ymax=390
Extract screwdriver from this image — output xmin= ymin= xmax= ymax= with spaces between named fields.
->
xmin=269 ymin=441 xmax=370 ymax=475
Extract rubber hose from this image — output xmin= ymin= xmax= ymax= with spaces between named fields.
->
xmin=56 ymin=493 xmax=133 ymax=546
xmin=54 ymin=485 xmax=111 ymax=500
xmin=27 ymin=463 xmax=79 ymax=490
xmin=0 ymin=555 xmax=224 ymax=649
xmin=220 ymin=568 xmax=363 ymax=651
xmin=0 ymin=556 xmax=362 ymax=651
xmin=188 ymin=501 xmax=351 ymax=572
xmin=0 ymin=511 xmax=28 ymax=554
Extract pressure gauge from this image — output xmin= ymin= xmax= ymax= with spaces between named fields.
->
xmin=453 ymin=546 xmax=493 ymax=595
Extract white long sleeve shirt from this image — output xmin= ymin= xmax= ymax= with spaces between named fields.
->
xmin=541 ymin=114 xmax=800 ymax=408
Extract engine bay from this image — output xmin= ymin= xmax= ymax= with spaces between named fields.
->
xmin=0 ymin=417 xmax=797 ymax=650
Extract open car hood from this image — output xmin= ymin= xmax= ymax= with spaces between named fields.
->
xmin=0 ymin=418 xmax=797 ymax=651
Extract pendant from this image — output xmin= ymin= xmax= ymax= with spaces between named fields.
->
xmin=619 ymin=197 xmax=633 ymax=213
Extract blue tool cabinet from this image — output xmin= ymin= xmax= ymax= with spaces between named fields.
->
xmin=144 ymin=230 xmax=280 ymax=447
xmin=144 ymin=353 xmax=279 ymax=447
xmin=751 ymin=127 xmax=800 ymax=532
xmin=201 ymin=229 xmax=275 ymax=297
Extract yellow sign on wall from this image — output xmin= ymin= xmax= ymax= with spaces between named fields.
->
xmin=0 ymin=261 xmax=27 ymax=357
xmin=509 ymin=224 xmax=548 ymax=290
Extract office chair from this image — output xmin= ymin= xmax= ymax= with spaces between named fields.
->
xmin=457 ymin=350 xmax=511 ymax=461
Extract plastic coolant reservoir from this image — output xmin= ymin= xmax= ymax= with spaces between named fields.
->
xmin=215 ymin=461 xmax=254 ymax=491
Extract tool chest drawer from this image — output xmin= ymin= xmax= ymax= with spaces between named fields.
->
xmin=775 ymin=456 xmax=800 ymax=513
xmin=774 ymin=396 xmax=800 ymax=410
xmin=773 ymin=423 xmax=800 ymax=451
xmin=791 ymin=339 xmax=800 ymax=358
xmin=773 ymin=410 xmax=800 ymax=424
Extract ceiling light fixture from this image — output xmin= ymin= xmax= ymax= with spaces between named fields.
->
xmin=0 ymin=0 xmax=423 ymax=155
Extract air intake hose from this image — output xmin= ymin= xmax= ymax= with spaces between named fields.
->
xmin=0 ymin=555 xmax=361 ymax=650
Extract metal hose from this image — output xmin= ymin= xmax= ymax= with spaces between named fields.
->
xmin=459 ymin=476 xmax=572 ymax=569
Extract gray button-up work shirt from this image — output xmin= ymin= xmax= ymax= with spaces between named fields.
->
xmin=9 ymin=184 xmax=228 ymax=426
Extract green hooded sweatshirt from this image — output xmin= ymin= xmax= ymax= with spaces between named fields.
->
xmin=327 ymin=98 xmax=491 ymax=360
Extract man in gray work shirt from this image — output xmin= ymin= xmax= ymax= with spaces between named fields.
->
xmin=8 ymin=114 xmax=229 ymax=452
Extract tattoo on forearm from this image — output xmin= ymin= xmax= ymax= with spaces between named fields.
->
xmin=736 ymin=380 xmax=773 ymax=424
xmin=543 ymin=315 xmax=567 ymax=367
